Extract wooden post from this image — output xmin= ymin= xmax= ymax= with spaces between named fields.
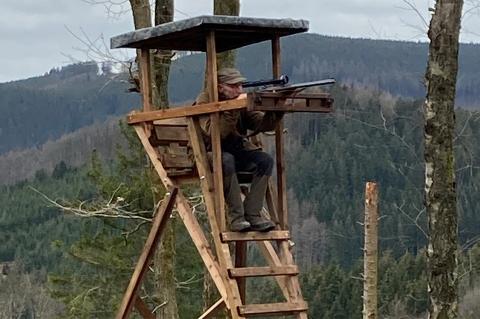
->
xmin=206 ymin=30 xmax=226 ymax=232
xmin=139 ymin=49 xmax=153 ymax=112
xmin=235 ymin=242 xmax=247 ymax=303
xmin=271 ymin=36 xmax=288 ymax=230
xmin=363 ymin=182 xmax=378 ymax=319
xmin=115 ymin=188 xmax=178 ymax=319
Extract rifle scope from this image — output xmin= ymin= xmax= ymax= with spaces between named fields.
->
xmin=242 ymin=74 xmax=289 ymax=88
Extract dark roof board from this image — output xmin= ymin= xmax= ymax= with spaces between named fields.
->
xmin=110 ymin=15 xmax=309 ymax=52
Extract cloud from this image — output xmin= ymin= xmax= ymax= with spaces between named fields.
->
xmin=0 ymin=0 xmax=478 ymax=82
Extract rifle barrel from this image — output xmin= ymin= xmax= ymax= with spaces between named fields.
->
xmin=242 ymin=74 xmax=289 ymax=88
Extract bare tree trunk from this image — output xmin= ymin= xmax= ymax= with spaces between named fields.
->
xmin=153 ymin=0 xmax=173 ymax=108
xmin=129 ymin=0 xmax=152 ymax=29
xmin=363 ymin=182 xmax=378 ymax=319
xmin=129 ymin=1 xmax=178 ymax=318
xmin=151 ymin=1 xmax=177 ymax=319
xmin=424 ymin=0 xmax=463 ymax=318
xmin=214 ymin=0 xmax=240 ymax=69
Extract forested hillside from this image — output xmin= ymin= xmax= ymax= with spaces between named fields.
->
xmin=1 ymin=34 xmax=479 ymax=158
xmin=3 ymin=85 xmax=480 ymax=317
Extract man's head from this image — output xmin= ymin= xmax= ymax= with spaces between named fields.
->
xmin=217 ymin=68 xmax=245 ymax=100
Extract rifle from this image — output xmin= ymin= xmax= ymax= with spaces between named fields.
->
xmin=244 ymin=75 xmax=336 ymax=113
xmin=242 ymin=74 xmax=289 ymax=88
xmin=243 ymin=75 xmax=335 ymax=94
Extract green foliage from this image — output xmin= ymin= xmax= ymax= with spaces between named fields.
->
xmin=0 ymin=164 xmax=93 ymax=271
xmin=4 ymin=82 xmax=480 ymax=317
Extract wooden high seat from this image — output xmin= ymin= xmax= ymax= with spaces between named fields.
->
xmin=111 ymin=15 xmax=333 ymax=319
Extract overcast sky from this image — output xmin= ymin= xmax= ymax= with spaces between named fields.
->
xmin=1 ymin=0 xmax=479 ymax=83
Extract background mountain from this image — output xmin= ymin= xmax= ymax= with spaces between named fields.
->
xmin=2 ymin=34 xmax=480 ymax=318
xmin=1 ymin=34 xmax=479 ymax=158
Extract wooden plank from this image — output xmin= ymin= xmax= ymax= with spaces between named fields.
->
xmin=210 ymin=112 xmax=226 ymax=230
xmin=271 ymin=36 xmax=281 ymax=79
xmin=153 ymin=117 xmax=188 ymax=126
xmin=228 ymin=266 xmax=299 ymax=278
xmin=206 ymin=30 xmax=226 ymax=232
xmin=115 ymin=189 xmax=178 ymax=319
xmin=127 ymin=96 xmax=248 ymax=123
xmin=187 ymin=116 xmax=244 ymax=319
xmin=271 ymin=36 xmax=288 ymax=230
xmin=134 ymin=297 xmax=155 ymax=319
xmin=239 ymin=301 xmax=308 ymax=317
xmin=275 ymin=118 xmax=287 ymax=229
xmin=139 ymin=49 xmax=153 ymax=112
xmin=221 ymin=230 xmax=290 ymax=242
xmin=277 ymin=241 xmax=308 ymax=319
xmin=198 ymin=298 xmax=225 ymax=319
xmin=235 ymin=242 xmax=247 ymax=303
xmin=152 ymin=126 xmax=190 ymax=144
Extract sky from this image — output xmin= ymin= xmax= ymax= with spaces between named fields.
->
xmin=1 ymin=0 xmax=479 ymax=83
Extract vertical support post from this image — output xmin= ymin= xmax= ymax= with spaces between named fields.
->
xmin=271 ymin=36 xmax=288 ymax=229
xmin=363 ymin=182 xmax=378 ymax=319
xmin=139 ymin=49 xmax=153 ymax=112
xmin=206 ymin=30 xmax=226 ymax=232
xmin=235 ymin=242 xmax=247 ymax=303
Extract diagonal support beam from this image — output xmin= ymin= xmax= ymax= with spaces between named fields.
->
xmin=133 ymin=124 xmax=229 ymax=304
xmin=116 ymin=188 xmax=178 ymax=319
xmin=198 ymin=298 xmax=226 ymax=319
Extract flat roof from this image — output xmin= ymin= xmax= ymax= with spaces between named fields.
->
xmin=110 ymin=15 xmax=309 ymax=52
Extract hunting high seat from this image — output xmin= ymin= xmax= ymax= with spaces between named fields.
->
xmin=111 ymin=15 xmax=333 ymax=319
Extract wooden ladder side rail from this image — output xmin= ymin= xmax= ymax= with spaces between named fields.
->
xmin=198 ymin=298 xmax=226 ymax=319
xmin=115 ymin=188 xmax=178 ymax=319
xmin=277 ymin=240 xmax=308 ymax=319
xmin=133 ymin=124 xmax=229 ymax=301
xmin=255 ymin=242 xmax=308 ymax=319
xmin=187 ymin=116 xmax=245 ymax=319
xmin=272 ymin=39 xmax=289 ymax=231
xmin=235 ymin=241 xmax=247 ymax=304
xmin=256 ymin=241 xmax=297 ymax=301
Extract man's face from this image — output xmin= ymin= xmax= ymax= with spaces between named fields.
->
xmin=218 ymin=82 xmax=243 ymax=100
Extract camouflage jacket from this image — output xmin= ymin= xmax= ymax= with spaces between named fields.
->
xmin=195 ymin=91 xmax=281 ymax=152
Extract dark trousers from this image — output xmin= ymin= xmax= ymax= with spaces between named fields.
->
xmin=221 ymin=149 xmax=274 ymax=224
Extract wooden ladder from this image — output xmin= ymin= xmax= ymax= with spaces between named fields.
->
xmin=186 ymin=116 xmax=308 ymax=319
xmin=116 ymin=118 xmax=308 ymax=318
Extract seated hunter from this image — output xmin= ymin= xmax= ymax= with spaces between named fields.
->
xmin=195 ymin=68 xmax=282 ymax=232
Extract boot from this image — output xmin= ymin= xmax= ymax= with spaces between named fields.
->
xmin=244 ymin=175 xmax=275 ymax=232
xmin=224 ymin=171 xmax=251 ymax=232
xmin=229 ymin=217 xmax=251 ymax=232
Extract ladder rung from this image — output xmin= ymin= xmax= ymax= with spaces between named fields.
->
xmin=228 ymin=266 xmax=299 ymax=278
xmin=221 ymin=230 xmax=290 ymax=242
xmin=238 ymin=301 xmax=308 ymax=317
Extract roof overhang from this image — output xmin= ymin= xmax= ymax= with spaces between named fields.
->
xmin=110 ymin=15 xmax=309 ymax=52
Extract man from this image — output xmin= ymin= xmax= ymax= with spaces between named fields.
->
xmin=196 ymin=68 xmax=282 ymax=232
